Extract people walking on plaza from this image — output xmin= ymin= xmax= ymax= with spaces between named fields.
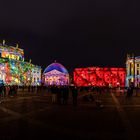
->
xmin=51 ymin=86 xmax=57 ymax=104
xmin=11 ymin=86 xmax=16 ymax=97
xmin=126 ymin=87 xmax=131 ymax=98
xmin=31 ymin=86 xmax=34 ymax=92
xmin=8 ymin=86 xmax=16 ymax=97
xmin=64 ymin=86 xmax=69 ymax=105
xmin=57 ymin=86 xmax=61 ymax=104
xmin=3 ymin=85 xmax=6 ymax=97
xmin=60 ymin=86 xmax=64 ymax=104
xmin=22 ymin=85 xmax=25 ymax=91
xmin=130 ymin=82 xmax=134 ymax=97
xmin=36 ymin=85 xmax=39 ymax=93
xmin=126 ymin=82 xmax=134 ymax=98
xmin=9 ymin=86 xmax=12 ymax=96
xmin=14 ymin=85 xmax=18 ymax=96
xmin=5 ymin=85 xmax=10 ymax=96
xmin=0 ymin=87 xmax=3 ymax=103
xmin=0 ymin=84 xmax=4 ymax=103
xmin=28 ymin=85 xmax=31 ymax=92
xmin=62 ymin=86 xmax=69 ymax=105
xmin=72 ymin=86 xmax=78 ymax=106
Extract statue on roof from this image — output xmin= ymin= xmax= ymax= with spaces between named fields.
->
xmin=16 ymin=44 xmax=19 ymax=48
xmin=2 ymin=40 xmax=5 ymax=45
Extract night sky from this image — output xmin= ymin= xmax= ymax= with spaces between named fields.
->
xmin=0 ymin=0 xmax=140 ymax=73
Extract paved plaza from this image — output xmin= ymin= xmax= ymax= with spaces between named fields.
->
xmin=0 ymin=90 xmax=140 ymax=140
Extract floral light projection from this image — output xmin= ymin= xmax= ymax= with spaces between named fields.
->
xmin=0 ymin=41 xmax=41 ymax=85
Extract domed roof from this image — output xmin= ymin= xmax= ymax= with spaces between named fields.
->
xmin=44 ymin=62 xmax=68 ymax=74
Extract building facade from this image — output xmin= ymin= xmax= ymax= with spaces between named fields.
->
xmin=43 ymin=62 xmax=69 ymax=86
xmin=126 ymin=54 xmax=140 ymax=87
xmin=0 ymin=41 xmax=41 ymax=85
xmin=74 ymin=67 xmax=126 ymax=87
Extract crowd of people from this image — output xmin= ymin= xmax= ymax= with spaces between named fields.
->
xmin=126 ymin=82 xmax=134 ymax=98
xmin=0 ymin=82 xmax=136 ymax=105
xmin=0 ymin=84 xmax=18 ymax=103
xmin=50 ymin=86 xmax=78 ymax=106
xmin=0 ymin=84 xmax=79 ymax=106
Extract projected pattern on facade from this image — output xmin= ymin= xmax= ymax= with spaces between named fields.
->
xmin=43 ymin=62 xmax=69 ymax=86
xmin=74 ymin=67 xmax=126 ymax=87
xmin=0 ymin=41 xmax=41 ymax=85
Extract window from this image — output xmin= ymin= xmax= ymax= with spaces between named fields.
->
xmin=137 ymin=70 xmax=139 ymax=75
xmin=130 ymin=63 xmax=132 ymax=75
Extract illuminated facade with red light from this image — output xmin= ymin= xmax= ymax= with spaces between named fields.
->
xmin=74 ymin=67 xmax=126 ymax=87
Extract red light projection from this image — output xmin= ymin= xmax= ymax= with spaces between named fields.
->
xmin=74 ymin=67 xmax=126 ymax=87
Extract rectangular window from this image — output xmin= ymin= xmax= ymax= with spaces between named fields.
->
xmin=137 ymin=70 xmax=139 ymax=75
xmin=130 ymin=63 xmax=132 ymax=75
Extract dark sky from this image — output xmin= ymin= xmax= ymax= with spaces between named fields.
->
xmin=0 ymin=0 xmax=140 ymax=73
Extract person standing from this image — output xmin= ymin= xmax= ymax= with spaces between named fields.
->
xmin=0 ymin=84 xmax=4 ymax=103
xmin=63 ymin=86 xmax=69 ymax=105
xmin=130 ymin=82 xmax=134 ymax=97
xmin=65 ymin=86 xmax=69 ymax=105
xmin=51 ymin=86 xmax=57 ymax=104
xmin=126 ymin=87 xmax=131 ymax=98
xmin=5 ymin=85 xmax=10 ymax=96
xmin=57 ymin=86 xmax=61 ymax=104
xmin=60 ymin=86 xmax=64 ymax=105
xmin=72 ymin=86 xmax=78 ymax=106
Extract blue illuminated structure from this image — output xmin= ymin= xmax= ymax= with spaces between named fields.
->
xmin=43 ymin=62 xmax=69 ymax=86
xmin=44 ymin=63 xmax=68 ymax=74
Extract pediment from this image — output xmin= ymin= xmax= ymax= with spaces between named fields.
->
xmin=44 ymin=69 xmax=64 ymax=76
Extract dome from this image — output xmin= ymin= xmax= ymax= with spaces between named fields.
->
xmin=44 ymin=62 xmax=68 ymax=74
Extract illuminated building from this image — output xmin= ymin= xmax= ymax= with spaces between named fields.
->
xmin=0 ymin=40 xmax=41 ymax=85
xmin=126 ymin=54 xmax=140 ymax=87
xmin=74 ymin=67 xmax=126 ymax=87
xmin=43 ymin=62 xmax=69 ymax=86
xmin=31 ymin=66 xmax=42 ymax=86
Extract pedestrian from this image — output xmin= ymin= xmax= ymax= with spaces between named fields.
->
xmin=72 ymin=86 xmax=78 ymax=106
xmin=126 ymin=87 xmax=131 ymax=98
xmin=28 ymin=85 xmax=31 ymax=92
xmin=22 ymin=85 xmax=25 ymax=91
xmin=126 ymin=82 xmax=134 ymax=98
xmin=63 ymin=86 xmax=69 ymax=105
xmin=8 ymin=86 xmax=11 ymax=96
xmin=60 ymin=86 xmax=64 ymax=104
xmin=51 ymin=86 xmax=57 ymax=104
xmin=0 ymin=84 xmax=4 ymax=103
xmin=130 ymin=82 xmax=134 ymax=97
xmin=6 ymin=85 xmax=10 ymax=96
xmin=65 ymin=86 xmax=69 ymax=105
xmin=12 ymin=86 xmax=16 ymax=97
xmin=57 ymin=86 xmax=61 ymax=104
